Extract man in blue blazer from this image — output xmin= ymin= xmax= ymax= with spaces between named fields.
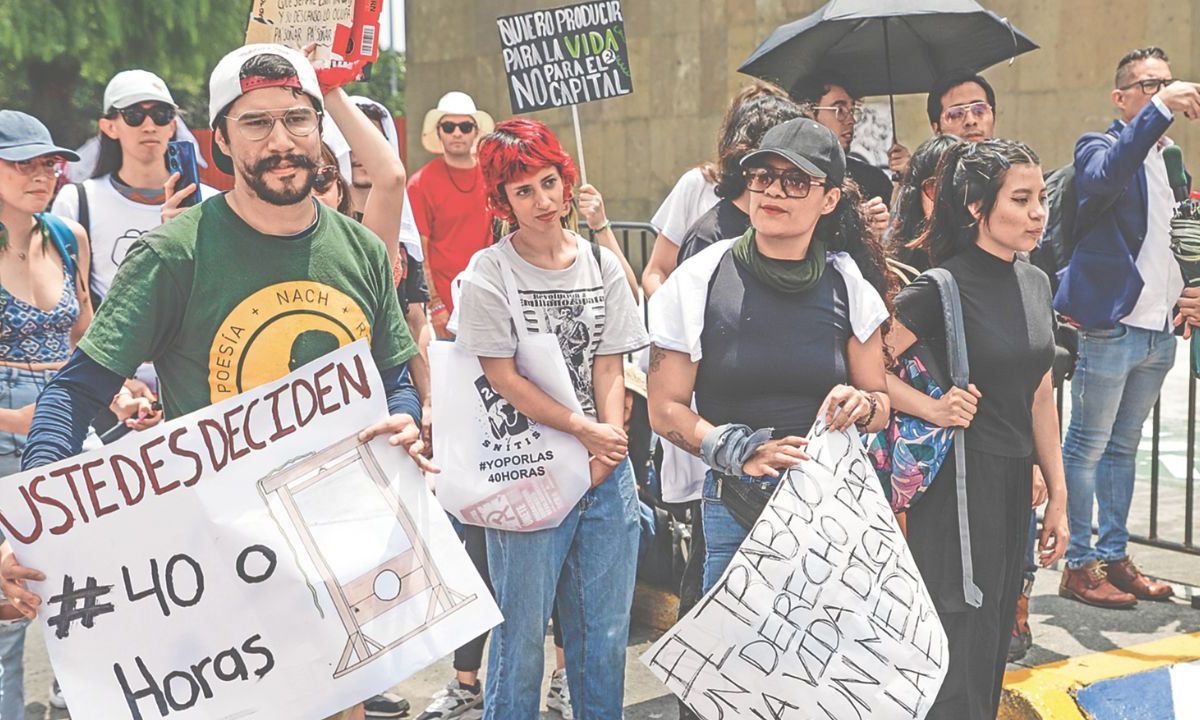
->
xmin=1056 ymin=47 xmax=1200 ymax=608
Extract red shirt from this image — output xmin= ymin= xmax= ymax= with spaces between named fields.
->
xmin=406 ymin=156 xmax=491 ymax=311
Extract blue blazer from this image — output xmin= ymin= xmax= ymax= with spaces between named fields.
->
xmin=1053 ymin=100 xmax=1177 ymax=328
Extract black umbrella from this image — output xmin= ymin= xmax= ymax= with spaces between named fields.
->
xmin=739 ymin=0 xmax=1038 ymax=136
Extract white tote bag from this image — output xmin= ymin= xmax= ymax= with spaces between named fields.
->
xmin=430 ymin=252 xmax=591 ymax=532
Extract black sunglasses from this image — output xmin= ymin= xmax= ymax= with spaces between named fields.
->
xmin=312 ymin=166 xmax=341 ymax=194
xmin=439 ymin=120 xmax=476 ymax=134
xmin=109 ymin=104 xmax=176 ymax=127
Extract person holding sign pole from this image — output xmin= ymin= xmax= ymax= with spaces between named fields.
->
xmin=454 ymin=118 xmax=647 ymax=720
xmin=0 ymin=45 xmax=430 ymax=720
xmin=887 ymin=138 xmax=1068 ymax=720
xmin=646 ymin=118 xmax=892 ymax=594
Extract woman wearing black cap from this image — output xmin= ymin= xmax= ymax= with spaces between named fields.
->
xmin=647 ymin=117 xmax=893 ymax=588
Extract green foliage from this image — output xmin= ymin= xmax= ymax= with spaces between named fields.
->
xmin=344 ymin=50 xmax=407 ymax=117
xmin=0 ymin=0 xmax=250 ymax=145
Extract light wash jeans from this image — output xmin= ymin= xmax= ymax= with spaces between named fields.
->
xmin=1062 ymin=324 xmax=1176 ymax=568
xmin=484 ymin=459 xmax=639 ymax=720
xmin=0 ymin=619 xmax=28 ymax=720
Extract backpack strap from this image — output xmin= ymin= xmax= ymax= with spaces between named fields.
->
xmin=35 ymin=212 xmax=80 ymax=281
xmin=925 ymin=267 xmax=983 ymax=609
xmin=74 ymin=182 xmax=90 ymax=238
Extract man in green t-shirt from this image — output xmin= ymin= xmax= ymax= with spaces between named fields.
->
xmin=2 ymin=44 xmax=432 ymax=720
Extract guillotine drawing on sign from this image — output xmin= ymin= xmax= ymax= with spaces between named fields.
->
xmin=259 ymin=434 xmax=476 ymax=678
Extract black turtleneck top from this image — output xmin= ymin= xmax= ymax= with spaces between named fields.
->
xmin=894 ymin=244 xmax=1055 ymax=457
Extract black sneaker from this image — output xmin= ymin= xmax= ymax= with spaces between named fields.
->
xmin=364 ymin=691 xmax=411 ymax=718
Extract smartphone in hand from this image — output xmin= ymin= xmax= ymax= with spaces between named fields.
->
xmin=166 ymin=140 xmax=201 ymax=208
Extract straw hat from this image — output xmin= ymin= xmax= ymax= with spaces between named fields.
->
xmin=420 ymin=91 xmax=495 ymax=154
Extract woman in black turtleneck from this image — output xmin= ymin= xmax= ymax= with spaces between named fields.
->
xmin=888 ymin=138 xmax=1069 ymax=720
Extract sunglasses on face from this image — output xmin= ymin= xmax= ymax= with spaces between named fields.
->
xmin=811 ymin=103 xmax=863 ymax=124
xmin=744 ymin=166 xmax=825 ymax=199
xmin=228 ymin=107 xmax=322 ymax=141
xmin=1119 ymin=77 xmax=1176 ymax=95
xmin=312 ymin=165 xmax=340 ymax=194
xmin=109 ymin=104 xmax=176 ymax=127
xmin=439 ymin=120 xmax=476 ymax=135
xmin=7 ymin=156 xmax=65 ymax=178
xmin=942 ymin=102 xmax=992 ymax=123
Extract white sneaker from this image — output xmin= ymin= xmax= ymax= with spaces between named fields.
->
xmin=417 ymin=679 xmax=483 ymax=720
xmin=546 ymin=669 xmax=574 ymax=720
xmin=49 ymin=679 xmax=67 ymax=710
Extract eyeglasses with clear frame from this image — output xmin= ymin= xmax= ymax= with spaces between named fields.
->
xmin=942 ymin=101 xmax=993 ymax=123
xmin=5 ymin=156 xmax=65 ymax=179
xmin=810 ymin=103 xmax=864 ymax=124
xmin=228 ymin=107 xmax=322 ymax=141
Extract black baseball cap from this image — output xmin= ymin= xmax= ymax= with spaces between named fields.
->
xmin=740 ymin=117 xmax=845 ymax=186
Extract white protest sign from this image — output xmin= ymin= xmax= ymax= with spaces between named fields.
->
xmin=643 ymin=424 xmax=948 ymax=720
xmin=0 ymin=341 xmax=501 ymax=720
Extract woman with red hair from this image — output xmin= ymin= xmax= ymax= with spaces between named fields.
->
xmin=454 ymin=118 xmax=648 ymax=719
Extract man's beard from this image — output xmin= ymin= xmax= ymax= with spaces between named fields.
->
xmin=240 ymin=152 xmax=318 ymax=206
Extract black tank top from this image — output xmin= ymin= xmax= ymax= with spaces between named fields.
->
xmin=694 ymin=252 xmax=850 ymax=437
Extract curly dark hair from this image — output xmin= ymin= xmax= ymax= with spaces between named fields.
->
xmin=700 ymin=81 xmax=789 ymax=185
xmin=913 ymin=138 xmax=1040 ymax=266
xmin=815 ymin=177 xmax=895 ymax=320
xmin=713 ymin=94 xmax=804 ymax=199
xmin=887 ymin=134 xmax=961 ymax=253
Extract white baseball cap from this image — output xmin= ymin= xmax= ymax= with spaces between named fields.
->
xmin=421 ymin=92 xmax=495 ymax=154
xmin=207 ymin=44 xmax=323 ymax=174
xmin=103 ymin=70 xmax=176 ymax=111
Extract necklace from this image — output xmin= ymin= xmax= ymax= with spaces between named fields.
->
xmin=444 ymin=159 xmax=478 ymax=194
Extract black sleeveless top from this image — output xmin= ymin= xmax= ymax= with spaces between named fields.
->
xmin=694 ymin=252 xmax=850 ymax=438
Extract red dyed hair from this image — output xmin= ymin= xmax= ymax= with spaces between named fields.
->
xmin=477 ymin=118 xmax=578 ymax=224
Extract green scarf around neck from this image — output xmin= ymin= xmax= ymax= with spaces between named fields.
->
xmin=732 ymin=227 xmax=826 ymax=293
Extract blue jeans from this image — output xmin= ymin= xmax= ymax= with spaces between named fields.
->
xmin=1062 ymin=325 xmax=1176 ymax=568
xmin=701 ymin=471 xmax=775 ymax=591
xmin=484 ymin=459 xmax=639 ymax=720
xmin=0 ymin=619 xmax=28 ymax=719
xmin=0 ymin=366 xmax=58 ymax=476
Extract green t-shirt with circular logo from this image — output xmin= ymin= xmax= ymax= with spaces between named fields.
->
xmin=79 ymin=194 xmax=415 ymax=419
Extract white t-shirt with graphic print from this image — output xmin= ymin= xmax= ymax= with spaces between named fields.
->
xmin=455 ymin=234 xmax=649 ymax=420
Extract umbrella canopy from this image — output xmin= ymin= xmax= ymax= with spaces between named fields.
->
xmin=739 ymin=0 xmax=1038 ymax=98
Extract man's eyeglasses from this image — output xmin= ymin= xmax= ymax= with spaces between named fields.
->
xmin=744 ymin=167 xmax=826 ymax=199
xmin=439 ymin=120 xmax=477 ymax=135
xmin=6 ymin=156 xmax=65 ymax=179
xmin=228 ymin=108 xmax=322 ymax=141
xmin=1118 ymin=78 xmax=1176 ymax=95
xmin=810 ymin=104 xmax=863 ymax=124
xmin=109 ymin=104 xmax=176 ymax=127
xmin=942 ymin=102 xmax=993 ymax=123
xmin=312 ymin=165 xmax=340 ymax=194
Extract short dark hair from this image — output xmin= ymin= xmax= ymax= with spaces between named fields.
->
xmin=92 ymin=134 xmax=125 ymax=179
xmin=355 ymin=102 xmax=388 ymax=124
xmin=926 ymin=70 xmax=996 ymax=126
xmin=216 ymin=53 xmax=318 ymax=131
xmin=791 ymin=72 xmax=854 ymax=106
xmin=1115 ymin=47 xmax=1169 ymax=88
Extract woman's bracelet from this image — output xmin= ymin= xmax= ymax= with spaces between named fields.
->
xmin=588 ymin=219 xmax=612 ymax=233
xmin=855 ymin=391 xmax=879 ymax=430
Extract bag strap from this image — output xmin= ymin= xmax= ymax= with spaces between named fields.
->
xmin=492 ymin=238 xmax=532 ymax=341
xmin=924 ymin=267 xmax=983 ymax=609
xmin=74 ymin=182 xmax=90 ymax=238
xmin=35 ymin=212 xmax=80 ymax=281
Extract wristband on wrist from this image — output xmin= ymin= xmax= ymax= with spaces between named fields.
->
xmin=429 ymin=302 xmax=447 ymax=315
xmin=700 ymin=423 xmax=775 ymax=476
xmin=855 ymin=391 xmax=879 ymax=430
xmin=588 ymin=219 xmax=612 ymax=233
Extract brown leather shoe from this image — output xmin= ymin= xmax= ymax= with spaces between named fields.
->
xmin=1007 ymin=579 xmax=1033 ymax=662
xmin=1106 ymin=556 xmax=1175 ymax=601
xmin=1059 ymin=560 xmax=1138 ymax=608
